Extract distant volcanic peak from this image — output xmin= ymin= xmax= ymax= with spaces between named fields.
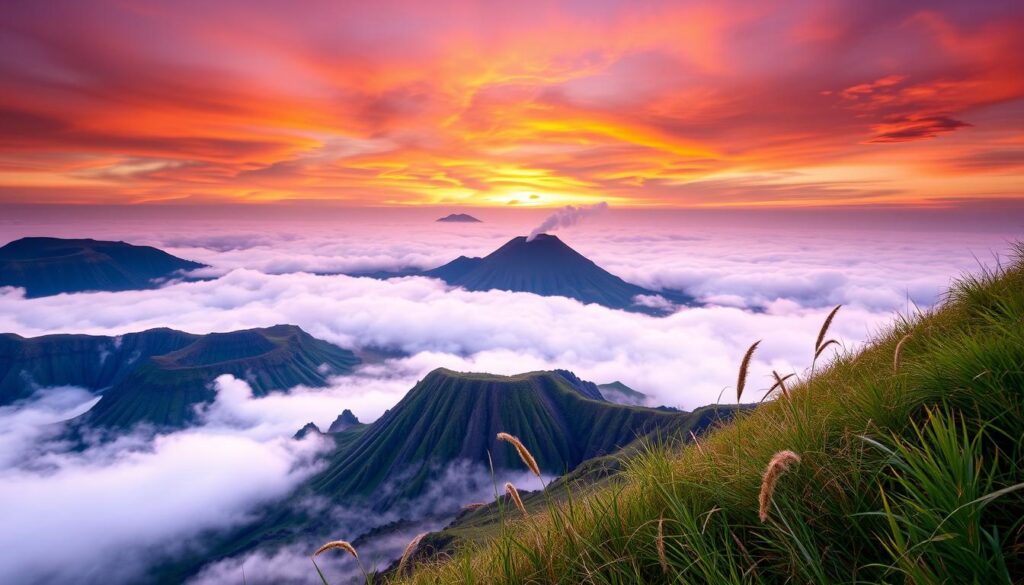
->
xmin=0 ymin=236 xmax=206 ymax=298
xmin=436 ymin=213 xmax=482 ymax=223
xmin=0 ymin=236 xmax=115 ymax=258
xmin=424 ymin=233 xmax=692 ymax=314
xmin=0 ymin=236 xmax=202 ymax=265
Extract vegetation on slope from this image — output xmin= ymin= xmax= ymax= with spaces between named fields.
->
xmin=310 ymin=368 xmax=725 ymax=507
xmin=383 ymin=245 xmax=1024 ymax=584
xmin=0 ymin=236 xmax=206 ymax=297
xmin=73 ymin=325 xmax=360 ymax=430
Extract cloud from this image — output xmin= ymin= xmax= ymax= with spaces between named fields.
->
xmin=0 ymin=218 xmax=1015 ymax=411
xmin=868 ymin=114 xmax=970 ymax=143
xmin=0 ymin=216 xmax=1016 ymax=583
xmin=0 ymin=386 xmax=98 ymax=468
xmin=0 ymin=386 xmax=330 ymax=585
xmin=188 ymin=460 xmax=546 ymax=585
xmin=2 ymin=2 xmax=1023 ymax=207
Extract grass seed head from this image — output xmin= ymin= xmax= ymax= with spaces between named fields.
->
xmin=759 ymin=450 xmax=802 ymax=522
xmin=505 ymin=482 xmax=528 ymax=516
xmin=815 ymin=305 xmax=842 ymax=352
xmin=497 ymin=432 xmax=542 ymax=477
xmin=398 ymin=532 xmax=428 ymax=575
xmin=314 ymin=540 xmax=358 ymax=559
xmin=737 ymin=340 xmax=761 ymax=402
xmin=893 ymin=333 xmax=912 ymax=372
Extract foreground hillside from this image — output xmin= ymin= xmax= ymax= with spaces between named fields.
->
xmin=390 ymin=247 xmax=1024 ymax=584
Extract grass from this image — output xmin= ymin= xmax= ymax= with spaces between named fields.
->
xmin=386 ymin=244 xmax=1024 ymax=585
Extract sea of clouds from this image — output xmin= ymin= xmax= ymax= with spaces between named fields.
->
xmin=0 ymin=208 xmax=1018 ymax=583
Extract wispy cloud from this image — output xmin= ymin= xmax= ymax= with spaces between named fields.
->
xmin=0 ymin=1 xmax=1022 ymax=207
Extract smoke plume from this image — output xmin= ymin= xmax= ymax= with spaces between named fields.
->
xmin=527 ymin=202 xmax=609 ymax=241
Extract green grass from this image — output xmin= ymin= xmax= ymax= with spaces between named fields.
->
xmin=387 ymin=244 xmax=1024 ymax=584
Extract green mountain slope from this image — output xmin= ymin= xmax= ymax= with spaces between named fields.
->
xmin=393 ymin=248 xmax=1024 ymax=584
xmin=77 ymin=325 xmax=360 ymax=430
xmin=391 ymin=402 xmax=743 ymax=572
xmin=598 ymin=380 xmax=647 ymax=405
xmin=0 ymin=328 xmax=197 ymax=405
xmin=308 ymin=368 xmax=701 ymax=506
xmin=158 ymin=369 xmax=736 ymax=582
xmin=2 ymin=324 xmax=358 ymax=429
xmin=0 ymin=237 xmax=206 ymax=298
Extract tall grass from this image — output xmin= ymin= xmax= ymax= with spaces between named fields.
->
xmin=389 ymin=247 xmax=1024 ymax=585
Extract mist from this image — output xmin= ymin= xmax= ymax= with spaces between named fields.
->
xmin=0 ymin=210 xmax=1017 ymax=584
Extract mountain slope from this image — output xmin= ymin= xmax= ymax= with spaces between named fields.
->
xmin=77 ymin=325 xmax=360 ymax=430
xmin=158 ymin=368 xmax=735 ymax=583
xmin=0 ymin=237 xmax=206 ymax=298
xmin=1 ymin=325 xmax=359 ymax=429
xmin=309 ymin=368 xmax=704 ymax=506
xmin=422 ymin=234 xmax=690 ymax=314
xmin=395 ymin=249 xmax=1024 ymax=584
xmin=598 ymin=381 xmax=647 ymax=405
xmin=0 ymin=328 xmax=197 ymax=405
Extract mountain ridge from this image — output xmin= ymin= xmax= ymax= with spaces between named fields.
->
xmin=356 ymin=234 xmax=692 ymax=314
xmin=0 ymin=237 xmax=206 ymax=298
xmin=0 ymin=325 xmax=360 ymax=430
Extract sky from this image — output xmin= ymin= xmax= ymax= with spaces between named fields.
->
xmin=1 ymin=2 xmax=1023 ymax=582
xmin=1 ymin=0 xmax=1023 ymax=208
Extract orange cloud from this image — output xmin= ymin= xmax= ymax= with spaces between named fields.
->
xmin=0 ymin=0 xmax=1022 ymax=208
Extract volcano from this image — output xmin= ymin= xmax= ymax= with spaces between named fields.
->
xmin=81 ymin=325 xmax=359 ymax=431
xmin=436 ymin=213 xmax=482 ymax=223
xmin=422 ymin=234 xmax=690 ymax=314
xmin=163 ymin=367 xmax=739 ymax=580
xmin=308 ymin=368 xmax=720 ymax=506
xmin=1 ymin=325 xmax=360 ymax=430
xmin=0 ymin=237 xmax=206 ymax=298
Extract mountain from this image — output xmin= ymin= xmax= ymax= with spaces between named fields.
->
xmin=76 ymin=325 xmax=360 ymax=431
xmin=293 ymin=422 xmax=323 ymax=440
xmin=0 ymin=237 xmax=206 ymax=298
xmin=308 ymin=368 xmax=708 ymax=507
xmin=162 ymin=367 xmax=736 ymax=581
xmin=1 ymin=325 xmax=359 ymax=430
xmin=436 ymin=213 xmax=482 ymax=223
xmin=421 ymin=234 xmax=691 ymax=314
xmin=327 ymin=408 xmax=360 ymax=432
xmin=0 ymin=328 xmax=197 ymax=406
xmin=598 ymin=381 xmax=647 ymax=405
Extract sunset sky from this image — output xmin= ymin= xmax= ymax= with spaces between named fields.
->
xmin=1 ymin=0 xmax=1022 ymax=208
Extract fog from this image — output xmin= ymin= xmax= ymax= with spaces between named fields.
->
xmin=0 ymin=208 xmax=1017 ymax=583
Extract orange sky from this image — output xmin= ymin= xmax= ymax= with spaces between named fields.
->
xmin=1 ymin=0 xmax=1022 ymax=208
